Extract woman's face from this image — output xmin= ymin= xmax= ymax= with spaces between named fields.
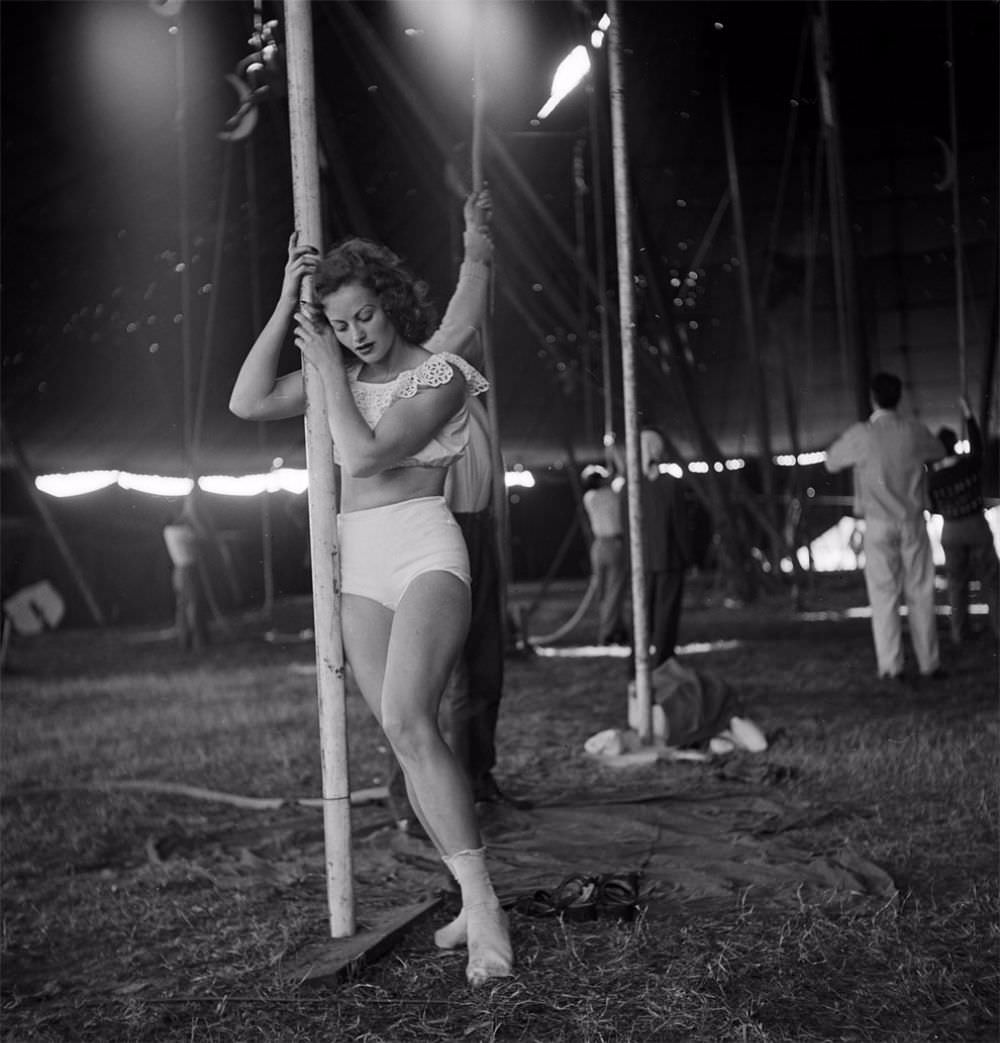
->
xmin=320 ymin=282 xmax=397 ymax=365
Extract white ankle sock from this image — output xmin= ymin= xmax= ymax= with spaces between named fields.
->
xmin=434 ymin=852 xmax=469 ymax=949
xmin=440 ymin=847 xmax=513 ymax=985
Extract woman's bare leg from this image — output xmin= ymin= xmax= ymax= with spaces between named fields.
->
xmin=345 ymin=573 xmax=511 ymax=984
xmin=340 ymin=592 xmax=448 ymax=854
xmin=378 ymin=573 xmax=479 ymax=852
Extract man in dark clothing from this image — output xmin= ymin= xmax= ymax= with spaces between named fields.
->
xmin=440 ymin=398 xmax=511 ymax=805
xmin=638 ymin=427 xmax=692 ymax=667
xmin=927 ymin=396 xmax=999 ymax=643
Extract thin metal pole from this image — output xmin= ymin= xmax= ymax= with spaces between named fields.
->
xmin=284 ymin=0 xmax=354 ymax=939
xmin=607 ymin=0 xmax=651 ymax=743
xmin=813 ymin=1 xmax=868 ymax=420
xmin=573 ymin=136 xmax=594 ymax=442
xmin=721 ymin=70 xmax=778 ymax=565
xmin=173 ymin=16 xmax=194 ymax=473
xmin=192 ymin=144 xmax=234 ymax=460
xmin=472 ymin=16 xmax=511 ymax=635
xmin=585 ymin=66 xmax=616 ymax=466
xmin=246 ymin=135 xmax=275 ymax=618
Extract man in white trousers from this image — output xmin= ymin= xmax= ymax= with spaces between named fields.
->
xmin=825 ymin=372 xmax=946 ymax=682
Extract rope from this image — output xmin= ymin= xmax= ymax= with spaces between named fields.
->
xmin=527 ymin=574 xmax=598 ymax=645
xmin=4 ymin=779 xmax=386 ymax=810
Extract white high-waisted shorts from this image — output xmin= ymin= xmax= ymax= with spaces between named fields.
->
xmin=338 ymin=496 xmax=471 ymax=611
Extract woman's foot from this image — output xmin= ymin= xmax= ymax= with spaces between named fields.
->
xmin=433 ymin=907 xmax=467 ymax=949
xmin=440 ymin=847 xmax=513 ymax=984
xmin=465 ymin=901 xmax=513 ymax=986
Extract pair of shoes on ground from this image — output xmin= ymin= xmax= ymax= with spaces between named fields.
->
xmin=512 ymin=872 xmax=642 ymax=923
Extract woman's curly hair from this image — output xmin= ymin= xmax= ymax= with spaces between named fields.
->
xmin=313 ymin=237 xmax=437 ymax=345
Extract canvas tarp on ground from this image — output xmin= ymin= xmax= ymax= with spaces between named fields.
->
xmin=143 ymin=782 xmax=895 ymax=923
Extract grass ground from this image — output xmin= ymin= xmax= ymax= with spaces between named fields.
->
xmin=1 ymin=573 xmax=997 ymax=1042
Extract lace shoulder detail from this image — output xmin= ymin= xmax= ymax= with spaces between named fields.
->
xmin=395 ymin=353 xmax=489 ymax=400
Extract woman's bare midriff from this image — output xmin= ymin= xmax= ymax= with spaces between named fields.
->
xmin=340 ymin=465 xmax=448 ymax=513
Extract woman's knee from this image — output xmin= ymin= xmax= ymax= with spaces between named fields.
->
xmin=381 ymin=712 xmax=439 ymax=762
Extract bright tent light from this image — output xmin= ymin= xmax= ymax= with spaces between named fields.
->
xmin=197 ymin=469 xmax=310 ymax=496
xmin=591 ymin=13 xmax=610 ymax=48
xmin=117 ymin=472 xmax=194 ymax=497
xmin=775 ymin=450 xmax=827 ymax=467
xmin=537 ymin=45 xmax=590 ymax=120
xmin=796 ymin=451 xmax=827 ymax=466
xmin=505 ymin=469 xmax=536 ymax=489
xmin=198 ymin=473 xmax=272 ymax=497
xmin=35 ymin=471 xmax=119 ymax=498
xmin=807 ymin=515 xmax=864 ymax=572
xmin=272 ymin=468 xmax=309 ymax=495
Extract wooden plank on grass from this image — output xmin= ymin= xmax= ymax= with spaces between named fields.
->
xmin=282 ymin=897 xmax=443 ymax=986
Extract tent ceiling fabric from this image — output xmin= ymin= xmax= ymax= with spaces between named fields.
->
xmin=2 ymin=1 xmax=997 ymax=477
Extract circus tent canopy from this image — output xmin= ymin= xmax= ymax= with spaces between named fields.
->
xmin=2 ymin=0 xmax=997 ymax=479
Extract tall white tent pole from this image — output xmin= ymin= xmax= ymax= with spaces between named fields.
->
xmin=607 ymin=0 xmax=652 ymax=742
xmin=284 ymin=0 xmax=355 ymax=939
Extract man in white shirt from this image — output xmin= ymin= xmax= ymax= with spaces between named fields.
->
xmin=582 ymin=469 xmax=628 ymax=645
xmin=824 ymin=372 xmax=945 ymax=681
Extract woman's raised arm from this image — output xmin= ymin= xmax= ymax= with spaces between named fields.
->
xmin=229 ymin=233 xmax=314 ymax=421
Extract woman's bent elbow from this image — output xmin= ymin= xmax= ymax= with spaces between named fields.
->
xmin=229 ymin=394 xmax=258 ymax=421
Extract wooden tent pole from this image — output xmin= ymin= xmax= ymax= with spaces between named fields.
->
xmin=607 ymin=0 xmax=652 ymax=743
xmin=284 ymin=0 xmax=354 ymax=940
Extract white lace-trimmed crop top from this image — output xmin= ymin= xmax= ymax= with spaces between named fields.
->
xmin=334 ymin=352 xmax=489 ymax=469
